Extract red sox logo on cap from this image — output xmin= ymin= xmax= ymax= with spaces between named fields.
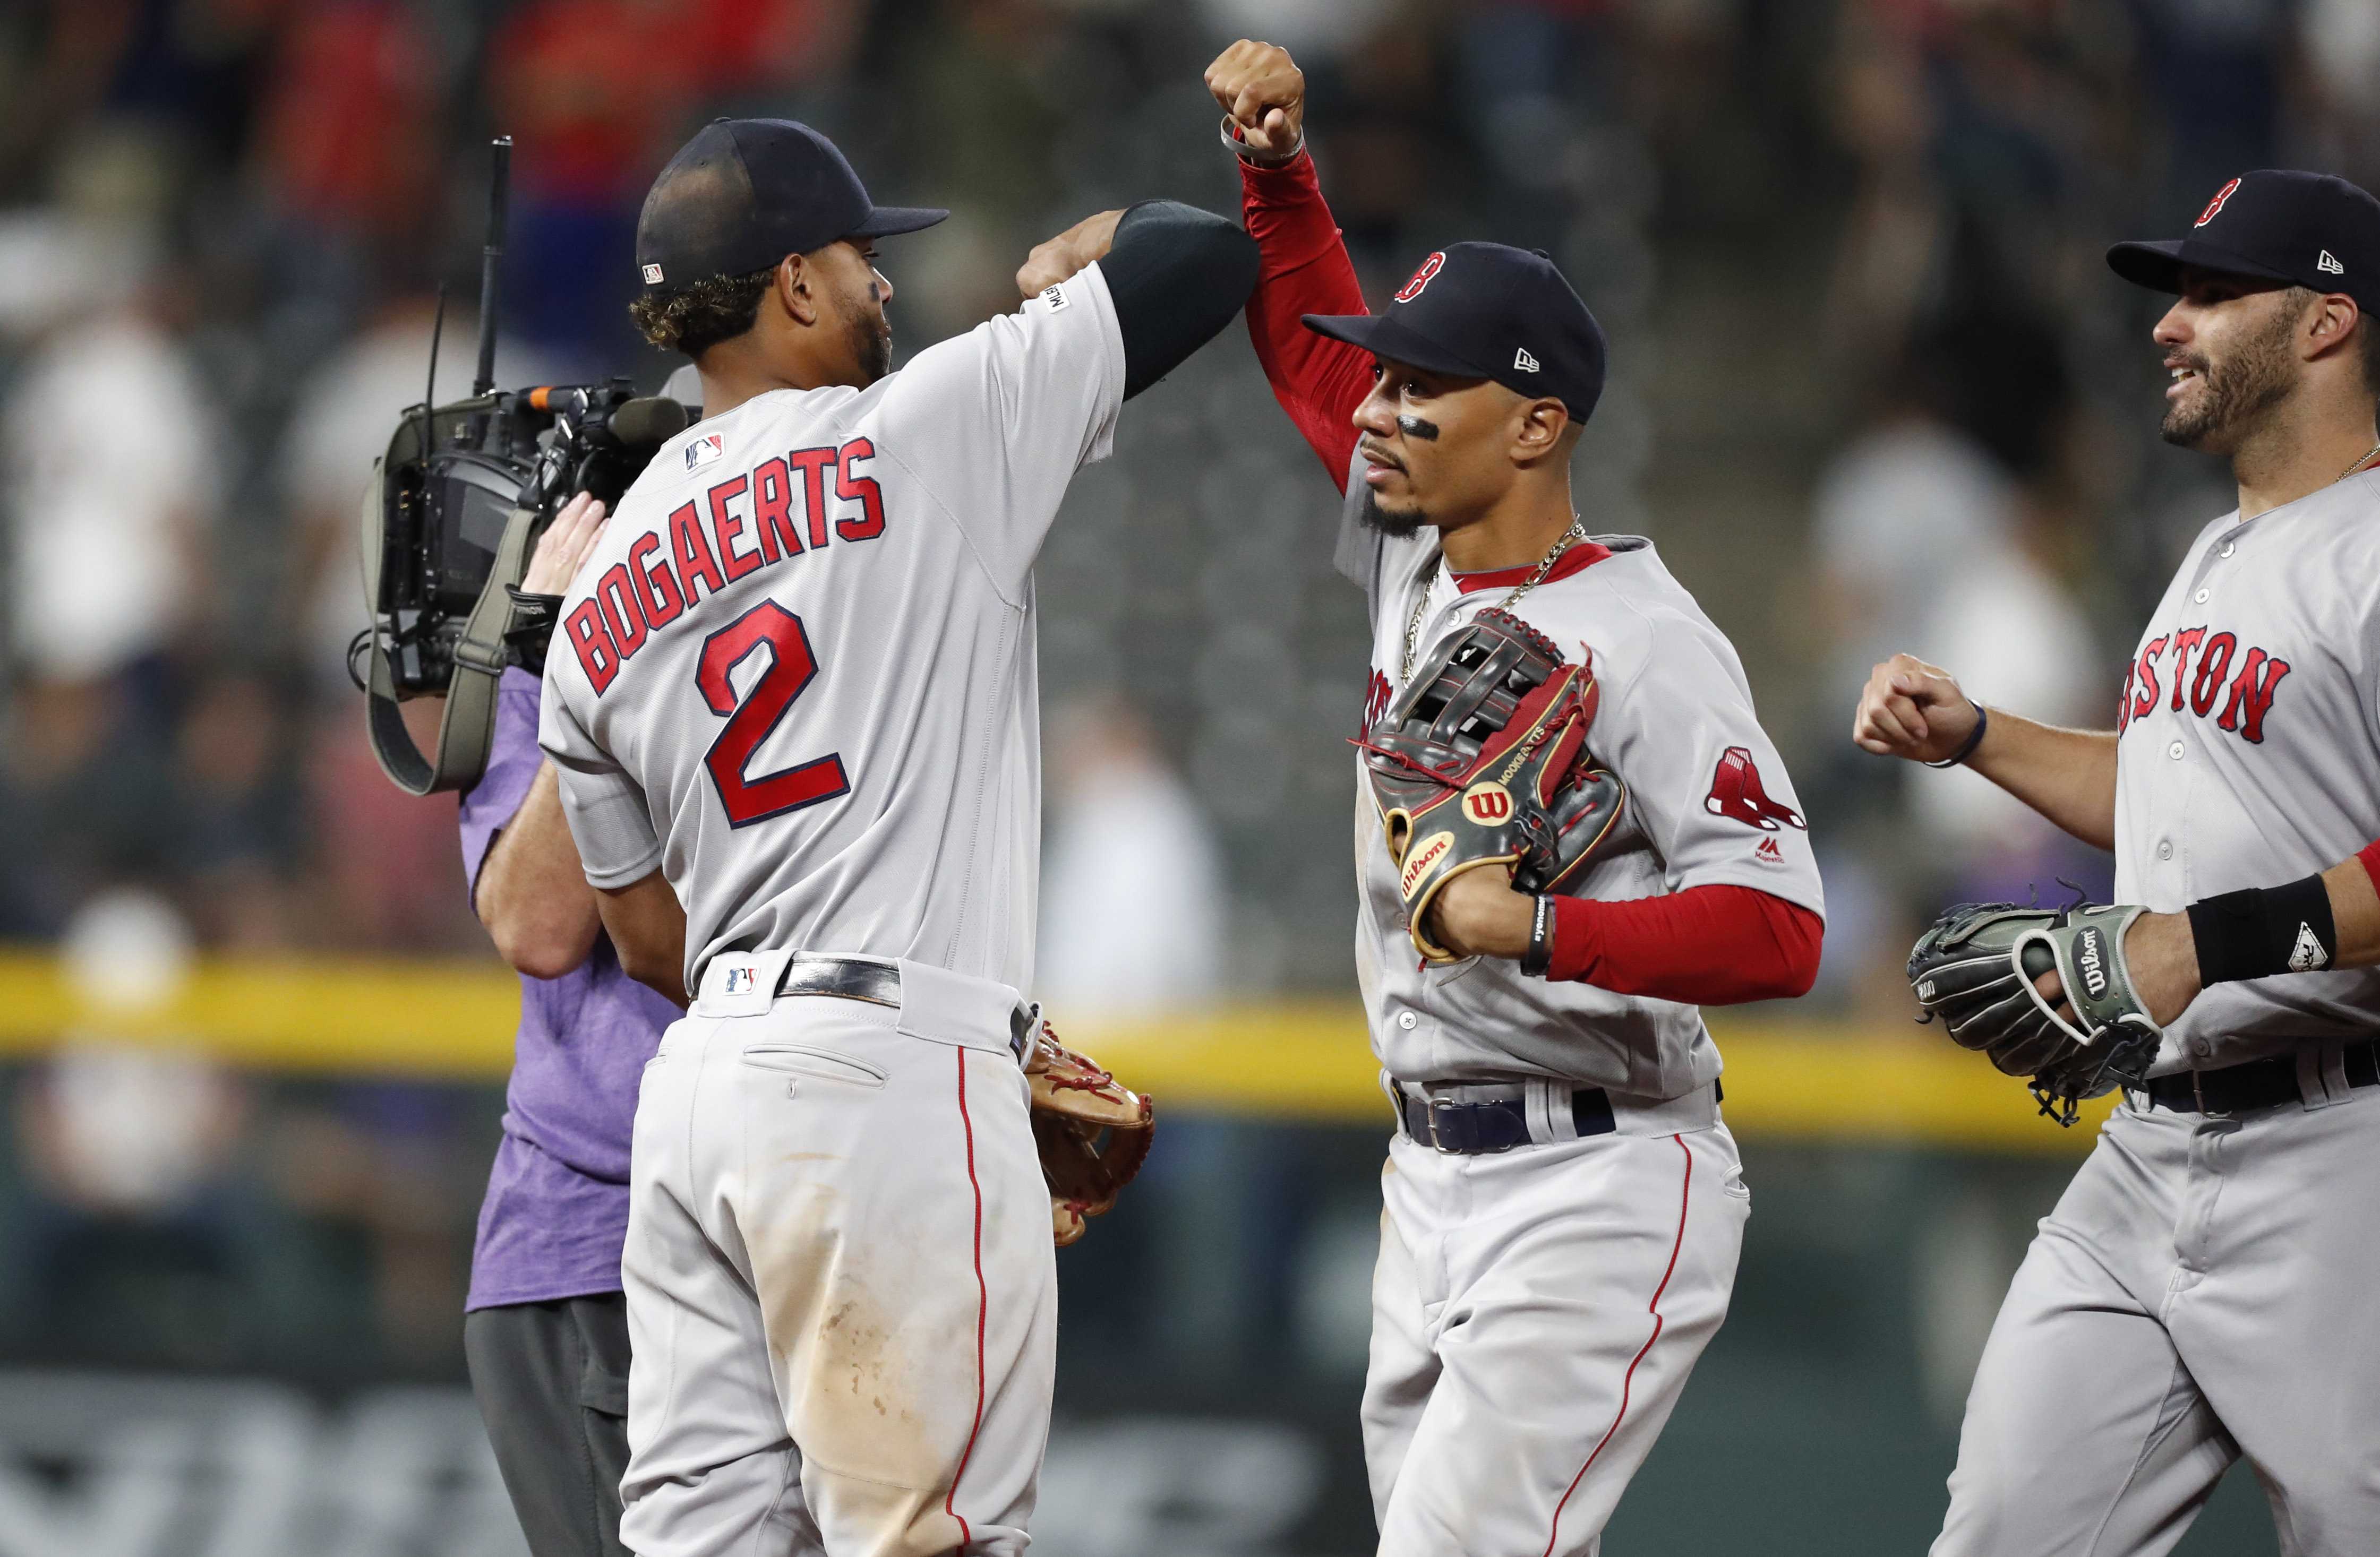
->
xmin=1395 ymin=252 xmax=1446 ymax=303
xmin=2195 ymin=177 xmax=2242 ymax=229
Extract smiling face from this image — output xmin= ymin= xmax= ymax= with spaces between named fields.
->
xmin=2155 ymin=269 xmax=2313 ymax=454
xmin=1350 ymin=358 xmax=1564 ymax=536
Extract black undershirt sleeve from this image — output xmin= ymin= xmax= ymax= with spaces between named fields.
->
xmin=1100 ymin=200 xmax=1260 ymax=399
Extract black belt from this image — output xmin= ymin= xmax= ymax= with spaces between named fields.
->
xmin=1394 ymin=1082 xmax=1615 ymax=1154
xmin=769 ymin=954 xmax=1034 ymax=1060
xmin=2130 ymin=1037 xmax=2380 ymax=1115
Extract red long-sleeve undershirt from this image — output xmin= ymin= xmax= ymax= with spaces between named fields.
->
xmin=1240 ymin=150 xmax=1823 ymax=1005
xmin=1239 ymin=150 xmax=1373 ymax=489
xmin=1546 ymin=885 xmax=1822 ymax=1005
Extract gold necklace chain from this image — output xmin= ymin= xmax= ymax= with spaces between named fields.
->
xmin=1399 ymin=518 xmax=1589 ymax=682
xmin=2344 ymin=442 xmax=2380 ymax=481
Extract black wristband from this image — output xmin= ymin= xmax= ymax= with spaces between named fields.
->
xmin=502 ymin=586 xmax=564 ymax=676
xmin=1924 ymin=702 xmax=1990 ymax=769
xmin=1520 ymin=894 xmax=1556 ymax=978
xmin=2185 ymin=872 xmax=2337 ymax=984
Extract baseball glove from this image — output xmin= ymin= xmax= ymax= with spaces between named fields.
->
xmin=1907 ymin=900 xmax=2164 ymax=1124
xmin=1357 ymin=608 xmax=1625 ymax=963
xmin=1025 ymin=1019 xmax=1154 ymax=1247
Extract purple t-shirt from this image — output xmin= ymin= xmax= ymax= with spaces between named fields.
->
xmin=459 ymin=667 xmax=677 ymax=1311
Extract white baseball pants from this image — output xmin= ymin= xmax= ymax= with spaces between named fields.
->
xmin=1934 ymin=1085 xmax=2380 ymax=1557
xmin=1363 ymin=1087 xmax=1749 ymax=1556
xmin=617 ymin=957 xmax=1056 ymax=1557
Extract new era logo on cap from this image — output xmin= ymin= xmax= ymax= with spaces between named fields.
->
xmin=2321 ymin=250 xmax=2345 ymax=274
xmin=1514 ymin=347 xmax=1539 ymax=372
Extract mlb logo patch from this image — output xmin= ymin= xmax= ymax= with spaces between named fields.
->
xmin=686 ymin=432 xmax=724 ymax=470
xmin=642 ymin=263 xmax=665 ymax=283
xmin=725 ymin=967 xmax=756 ymax=994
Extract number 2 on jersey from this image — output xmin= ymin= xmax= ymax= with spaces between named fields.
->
xmin=697 ymin=602 xmax=850 ymax=827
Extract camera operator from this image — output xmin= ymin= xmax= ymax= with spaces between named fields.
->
xmin=456 ymin=490 xmax=679 ymax=1557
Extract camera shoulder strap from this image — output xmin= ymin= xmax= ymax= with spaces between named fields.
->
xmin=362 ymin=469 xmax=541 ymax=795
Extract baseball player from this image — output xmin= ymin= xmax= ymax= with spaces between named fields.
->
xmin=536 ymin=120 xmax=1254 ymax=1557
xmin=1857 ymin=170 xmax=2380 ymax=1554
xmin=458 ymin=489 xmax=675 ymax=1557
xmin=1208 ymin=41 xmax=1826 ymax=1555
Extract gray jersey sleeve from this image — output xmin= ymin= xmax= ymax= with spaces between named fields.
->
xmin=538 ymin=676 xmax=663 ymax=889
xmin=1587 ymin=592 xmax=1825 ymax=914
xmin=871 ymin=263 xmax=1126 ymax=603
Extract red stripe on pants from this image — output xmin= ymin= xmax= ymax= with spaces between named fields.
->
xmin=1540 ymin=1132 xmax=1695 ymax=1556
xmin=945 ymin=1049 xmax=990 ymax=1546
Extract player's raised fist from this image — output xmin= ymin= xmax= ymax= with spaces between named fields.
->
xmin=1206 ymin=39 xmax=1305 ymax=165
xmin=1852 ymin=652 xmax=1982 ymax=765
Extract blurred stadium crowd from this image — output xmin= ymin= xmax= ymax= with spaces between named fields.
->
xmin=0 ymin=0 xmax=2376 ymax=1399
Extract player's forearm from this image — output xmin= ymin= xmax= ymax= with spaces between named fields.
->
xmin=1544 ymin=885 xmax=1823 ymax=1004
xmin=1238 ymin=151 xmax=1373 ymax=483
xmin=477 ymin=762 xmax=604 ymax=980
xmin=1098 ymin=200 xmax=1259 ymax=398
xmin=597 ymin=870 xmax=689 ymax=1007
xmin=1962 ymin=709 xmax=2119 ymax=852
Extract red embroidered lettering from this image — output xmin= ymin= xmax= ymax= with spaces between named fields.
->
xmin=2167 ymin=626 xmax=2207 ymax=711
xmin=564 ymin=600 xmax=619 ymax=693
xmin=2130 ymin=634 xmax=2169 ymax=722
xmin=751 ymin=456 xmax=798 ymax=561
xmin=2189 ymin=631 xmax=2234 ymax=716
xmin=787 ymin=447 xmax=836 ymax=550
xmin=595 ymin=563 xmax=648 ymax=661
xmin=2218 ymin=648 xmax=2290 ymax=743
xmin=629 ymin=532 xmax=684 ymax=629
xmin=708 ymin=474 xmax=762 ymax=581
xmin=834 ymin=437 xmax=885 ymax=541
xmin=669 ymin=500 xmax=728 ymax=604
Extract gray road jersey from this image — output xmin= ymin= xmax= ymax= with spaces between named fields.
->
xmin=2114 ymin=469 xmax=2380 ymax=1073
xmin=540 ymin=266 xmax=1125 ymax=996
xmin=1337 ymin=468 xmax=1825 ymax=1094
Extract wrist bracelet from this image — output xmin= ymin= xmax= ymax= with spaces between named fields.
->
xmin=1924 ymin=702 xmax=1989 ymax=769
xmin=1220 ymin=114 xmax=1304 ymax=167
xmin=2186 ymin=872 xmax=2338 ymax=984
xmin=1520 ymin=894 xmax=1556 ymax=977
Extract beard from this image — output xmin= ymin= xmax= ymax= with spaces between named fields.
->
xmin=850 ymin=306 xmax=893 ymax=386
xmin=2161 ymin=304 xmax=2299 ymax=450
xmin=1358 ymin=488 xmax=1429 ymax=538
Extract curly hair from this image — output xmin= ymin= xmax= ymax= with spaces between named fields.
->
xmin=628 ymin=263 xmax=777 ymax=358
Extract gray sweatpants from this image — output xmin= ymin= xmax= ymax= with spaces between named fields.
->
xmin=1934 ymin=1082 xmax=2380 ymax=1557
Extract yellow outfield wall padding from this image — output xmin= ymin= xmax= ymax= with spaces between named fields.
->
xmin=0 ymin=949 xmax=2113 ymax=1150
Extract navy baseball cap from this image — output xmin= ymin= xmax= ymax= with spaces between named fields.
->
xmin=2107 ymin=170 xmax=2380 ymax=313
xmin=1303 ymin=243 xmax=1607 ymax=423
xmin=635 ymin=119 xmax=946 ymax=292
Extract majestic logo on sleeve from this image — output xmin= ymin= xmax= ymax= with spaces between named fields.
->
xmin=1705 ymin=746 xmax=1805 ymax=832
xmin=2115 ymin=624 xmax=2291 ymax=743
xmin=2195 ymin=177 xmax=2242 ymax=228
xmin=1394 ymin=252 xmax=1446 ymax=302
